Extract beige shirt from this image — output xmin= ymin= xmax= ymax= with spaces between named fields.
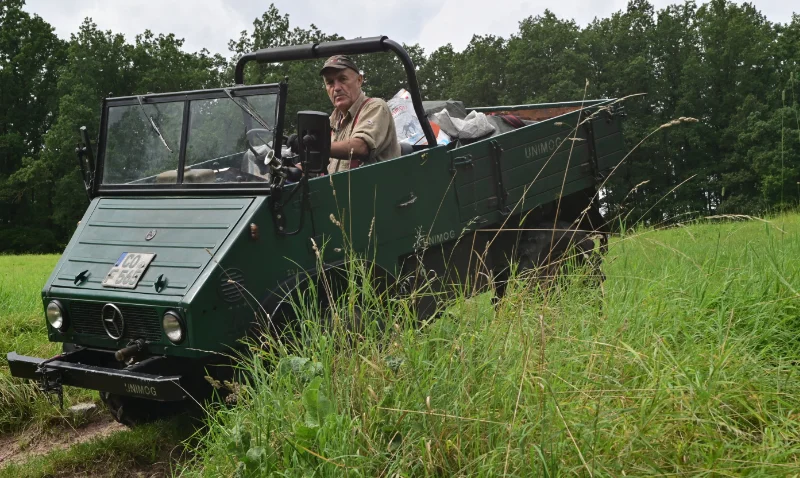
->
xmin=328 ymin=92 xmax=400 ymax=174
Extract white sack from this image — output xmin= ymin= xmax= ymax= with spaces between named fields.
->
xmin=430 ymin=109 xmax=495 ymax=139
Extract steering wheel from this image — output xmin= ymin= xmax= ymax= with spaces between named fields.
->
xmin=245 ymin=128 xmax=273 ymax=147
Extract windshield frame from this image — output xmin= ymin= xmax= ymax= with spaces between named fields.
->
xmin=95 ymin=82 xmax=286 ymax=196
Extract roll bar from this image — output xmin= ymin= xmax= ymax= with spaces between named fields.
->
xmin=235 ymin=36 xmax=437 ymax=148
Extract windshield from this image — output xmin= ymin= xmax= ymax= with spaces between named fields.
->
xmin=101 ymin=89 xmax=280 ymax=187
xmin=104 ymin=102 xmax=183 ymax=184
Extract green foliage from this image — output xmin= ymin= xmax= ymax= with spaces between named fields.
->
xmin=0 ymin=254 xmax=97 ymax=433
xmin=418 ymin=44 xmax=457 ymax=100
xmin=505 ymin=11 xmax=589 ymax=103
xmin=450 ymin=34 xmax=508 ymax=106
xmin=182 ymin=213 xmax=800 ymax=476
xmin=3 ymin=1 xmax=800 ymax=246
xmin=0 ymin=227 xmax=60 ymax=253
xmin=0 ymin=0 xmax=66 ymax=242
xmin=228 ymin=5 xmax=340 ymax=129
xmin=1 ymin=6 xmax=226 ymax=251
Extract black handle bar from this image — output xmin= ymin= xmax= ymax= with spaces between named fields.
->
xmin=235 ymin=36 xmax=437 ymax=148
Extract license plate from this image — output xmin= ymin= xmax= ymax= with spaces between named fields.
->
xmin=102 ymin=252 xmax=156 ymax=289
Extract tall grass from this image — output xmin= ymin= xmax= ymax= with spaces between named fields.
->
xmin=0 ymin=254 xmax=96 ymax=433
xmin=181 ymin=213 xmax=800 ymax=476
xmin=0 ymin=255 xmax=60 ymax=361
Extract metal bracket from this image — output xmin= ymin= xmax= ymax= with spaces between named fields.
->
xmin=489 ymin=140 xmax=510 ymax=215
xmin=37 ymin=369 xmax=63 ymax=409
xmin=582 ymin=119 xmax=602 ymax=181
xmin=449 ymin=154 xmax=473 ymax=174
xmin=35 ymin=351 xmax=76 ymax=410
xmin=270 ymin=186 xmax=288 ymax=234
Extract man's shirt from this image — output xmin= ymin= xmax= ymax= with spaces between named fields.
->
xmin=328 ymin=92 xmax=401 ymax=174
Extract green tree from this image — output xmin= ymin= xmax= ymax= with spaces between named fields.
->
xmin=581 ymin=0 xmax=661 ymax=222
xmin=228 ymin=5 xmax=340 ymax=125
xmin=0 ymin=0 xmax=66 ymax=250
xmin=450 ymin=35 xmax=507 ymax=107
xmin=418 ymin=44 xmax=457 ymax=100
xmin=9 ymin=18 xmax=227 ymax=245
xmin=356 ymin=43 xmax=427 ymax=101
xmin=694 ymin=0 xmax=779 ymax=214
xmin=505 ymin=10 xmax=589 ymax=104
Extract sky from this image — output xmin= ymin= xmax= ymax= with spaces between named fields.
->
xmin=22 ymin=0 xmax=797 ymax=57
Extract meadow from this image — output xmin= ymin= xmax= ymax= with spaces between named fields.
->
xmin=185 ymin=213 xmax=800 ymax=476
xmin=0 ymin=213 xmax=798 ymax=476
xmin=0 ymin=256 xmax=190 ymax=476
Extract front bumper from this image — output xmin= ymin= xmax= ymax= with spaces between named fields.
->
xmin=7 ymin=348 xmax=187 ymax=402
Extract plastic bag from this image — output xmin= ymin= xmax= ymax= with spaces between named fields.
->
xmin=388 ymin=89 xmax=451 ymax=146
xmin=430 ymin=109 xmax=495 ymax=140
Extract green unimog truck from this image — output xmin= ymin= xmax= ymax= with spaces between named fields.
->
xmin=7 ymin=37 xmax=627 ymax=425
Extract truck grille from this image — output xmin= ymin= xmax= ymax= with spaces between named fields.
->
xmin=69 ymin=302 xmax=162 ymax=342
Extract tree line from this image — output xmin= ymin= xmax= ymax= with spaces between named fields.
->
xmin=1 ymin=0 xmax=798 ymax=252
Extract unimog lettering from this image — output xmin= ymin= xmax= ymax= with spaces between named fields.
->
xmin=525 ymin=137 xmax=562 ymax=158
xmin=124 ymin=383 xmax=157 ymax=397
xmin=416 ymin=229 xmax=457 ymax=249
xmin=429 ymin=230 xmax=456 ymax=246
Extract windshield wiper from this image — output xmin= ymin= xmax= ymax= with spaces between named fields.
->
xmin=135 ymin=96 xmax=174 ymax=153
xmin=223 ymin=88 xmax=273 ymax=131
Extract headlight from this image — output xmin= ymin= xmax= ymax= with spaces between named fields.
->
xmin=162 ymin=311 xmax=185 ymax=344
xmin=46 ymin=300 xmax=66 ymax=331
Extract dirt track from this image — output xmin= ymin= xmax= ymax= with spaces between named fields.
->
xmin=0 ymin=413 xmax=125 ymax=469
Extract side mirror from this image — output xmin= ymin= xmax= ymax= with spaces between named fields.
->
xmin=296 ymin=111 xmax=331 ymax=173
xmin=75 ymin=126 xmax=96 ymax=200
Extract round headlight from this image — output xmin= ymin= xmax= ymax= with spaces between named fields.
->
xmin=162 ymin=311 xmax=184 ymax=344
xmin=46 ymin=300 xmax=66 ymax=331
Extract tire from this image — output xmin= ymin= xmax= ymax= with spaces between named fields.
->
xmin=514 ymin=219 xmax=603 ymax=283
xmin=398 ymin=229 xmax=498 ymax=323
xmin=99 ymin=391 xmax=194 ymax=428
xmin=266 ymin=262 xmax=389 ymax=341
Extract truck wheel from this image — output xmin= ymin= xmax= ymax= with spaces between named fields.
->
xmin=267 ymin=263 xmax=389 ymax=341
xmin=99 ymin=391 xmax=191 ymax=428
xmin=515 ymin=220 xmax=603 ymax=283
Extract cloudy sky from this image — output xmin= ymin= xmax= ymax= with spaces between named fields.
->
xmin=23 ymin=0 xmax=797 ymax=57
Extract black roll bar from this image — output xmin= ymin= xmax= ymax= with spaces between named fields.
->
xmin=235 ymin=36 xmax=437 ymax=148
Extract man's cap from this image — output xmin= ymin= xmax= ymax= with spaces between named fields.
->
xmin=320 ymin=55 xmax=360 ymax=75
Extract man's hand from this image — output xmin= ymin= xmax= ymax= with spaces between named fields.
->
xmin=330 ymin=137 xmax=369 ymax=160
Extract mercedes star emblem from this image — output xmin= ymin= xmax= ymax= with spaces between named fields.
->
xmin=101 ymin=303 xmax=125 ymax=340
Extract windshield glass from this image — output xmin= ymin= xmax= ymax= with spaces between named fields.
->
xmin=101 ymin=90 xmax=279 ymax=186
xmin=104 ymin=102 xmax=183 ymax=184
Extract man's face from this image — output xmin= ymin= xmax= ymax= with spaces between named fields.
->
xmin=323 ymin=68 xmax=363 ymax=113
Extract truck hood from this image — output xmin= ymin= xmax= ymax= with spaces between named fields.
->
xmin=48 ymin=197 xmax=255 ymax=297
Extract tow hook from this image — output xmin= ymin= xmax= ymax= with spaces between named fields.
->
xmin=35 ymin=346 xmax=86 ymax=409
xmin=115 ymin=339 xmax=146 ymax=362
